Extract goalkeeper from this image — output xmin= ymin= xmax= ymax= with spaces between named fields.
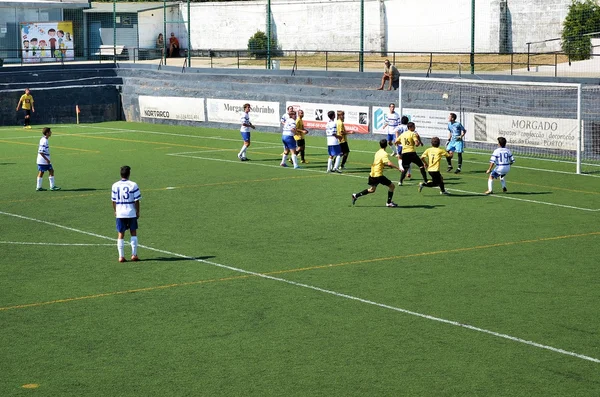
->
xmin=446 ymin=112 xmax=466 ymax=174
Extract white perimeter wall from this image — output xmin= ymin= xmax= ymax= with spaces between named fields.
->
xmin=135 ymin=0 xmax=572 ymax=53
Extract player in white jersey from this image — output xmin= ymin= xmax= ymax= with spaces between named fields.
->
xmin=281 ymin=105 xmax=294 ymax=160
xmin=35 ymin=127 xmax=61 ymax=191
xmin=395 ymin=116 xmax=411 ymax=178
xmin=238 ymin=103 xmax=255 ymax=161
xmin=280 ymin=110 xmax=300 ymax=169
xmin=383 ymin=103 xmax=400 ymax=155
xmin=111 ymin=166 xmax=142 ymax=263
xmin=325 ymin=110 xmax=343 ymax=173
xmin=485 ymin=137 xmax=515 ymax=195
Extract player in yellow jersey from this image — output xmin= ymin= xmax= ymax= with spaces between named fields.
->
xmin=337 ymin=110 xmax=354 ymax=169
xmin=395 ymin=122 xmax=428 ymax=186
xmin=295 ymin=109 xmax=309 ymax=163
xmin=418 ymin=137 xmax=453 ymax=195
xmin=16 ymin=88 xmax=35 ymax=129
xmin=351 ymin=139 xmax=401 ymax=207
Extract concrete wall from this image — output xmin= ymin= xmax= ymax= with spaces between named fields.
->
xmin=159 ymin=0 xmax=573 ymax=54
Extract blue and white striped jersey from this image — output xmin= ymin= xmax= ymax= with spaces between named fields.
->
xmin=325 ymin=120 xmax=339 ymax=146
xmin=240 ymin=112 xmax=251 ymax=133
xmin=385 ymin=112 xmax=400 ymax=128
xmin=111 ymin=179 xmax=142 ymax=218
xmin=282 ymin=118 xmax=296 ymax=136
xmin=36 ymin=136 xmax=50 ymax=165
xmin=490 ymin=147 xmax=515 ymax=166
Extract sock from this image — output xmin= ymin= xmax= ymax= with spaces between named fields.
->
xmin=387 ymin=191 xmax=394 ymax=204
xmin=356 ymin=189 xmax=370 ymax=198
xmin=447 ymin=158 xmax=452 ymax=166
xmin=131 ymin=236 xmax=138 ymax=256
xmin=281 ymin=153 xmax=287 ymax=164
xmin=500 ymin=177 xmax=506 ymax=189
xmin=439 ymin=180 xmax=446 ymax=192
xmin=341 ymin=155 xmax=348 ymax=167
xmin=239 ymin=145 xmax=247 ymax=157
xmin=36 ymin=177 xmax=42 ymax=189
xmin=420 ymin=167 xmax=428 ymax=183
xmin=49 ymin=176 xmax=55 ymax=188
xmin=407 ymin=164 xmax=411 ymax=174
xmin=327 ymin=158 xmax=333 ymax=171
xmin=400 ymin=169 xmax=407 ymax=183
xmin=291 ymin=154 xmax=298 ymax=167
xmin=457 ymin=153 xmax=463 ymax=169
xmin=333 ymin=155 xmax=341 ymax=170
xmin=300 ymin=149 xmax=305 ymax=161
xmin=488 ymin=179 xmax=493 ymax=192
xmin=117 ymin=239 xmax=125 ymax=258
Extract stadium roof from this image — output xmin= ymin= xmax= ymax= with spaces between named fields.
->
xmin=84 ymin=2 xmax=178 ymax=14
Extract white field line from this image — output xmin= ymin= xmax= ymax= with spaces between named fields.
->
xmin=0 ymin=130 xmax=128 ymax=140
xmin=79 ymin=125 xmax=600 ymax=177
xmin=0 ymin=209 xmax=598 ymax=364
xmin=169 ymin=146 xmax=281 ymax=156
xmin=169 ymin=153 xmax=600 ymax=212
xmin=0 ymin=241 xmax=113 ymax=246
xmin=449 ymin=189 xmax=600 ymax=212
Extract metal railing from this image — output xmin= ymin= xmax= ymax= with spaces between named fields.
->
xmin=0 ymin=48 xmax=595 ymax=78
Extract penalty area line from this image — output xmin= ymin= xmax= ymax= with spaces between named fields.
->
xmin=0 ymin=210 xmax=598 ymax=364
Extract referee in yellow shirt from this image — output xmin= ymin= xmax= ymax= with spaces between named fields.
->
xmin=16 ymin=88 xmax=35 ymax=129
xmin=351 ymin=139 xmax=401 ymax=207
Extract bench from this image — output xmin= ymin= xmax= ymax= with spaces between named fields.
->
xmin=94 ymin=45 xmax=128 ymax=60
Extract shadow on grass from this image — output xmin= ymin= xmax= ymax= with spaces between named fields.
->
xmin=353 ymin=204 xmax=444 ymax=209
xmin=504 ymin=191 xmax=551 ymax=196
xmin=149 ymin=255 xmax=216 ymax=262
xmin=58 ymin=188 xmax=102 ymax=192
xmin=0 ymin=162 xmax=16 ymax=166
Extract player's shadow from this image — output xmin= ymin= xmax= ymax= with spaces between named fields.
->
xmin=59 ymin=188 xmax=101 ymax=192
xmin=505 ymin=191 xmax=551 ymax=196
xmin=150 ymin=255 xmax=216 ymax=262
xmin=344 ymin=168 xmax=371 ymax=173
xmin=357 ymin=204 xmax=444 ymax=209
xmin=0 ymin=162 xmax=16 ymax=166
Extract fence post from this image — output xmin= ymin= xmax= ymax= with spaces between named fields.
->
xmin=325 ymin=51 xmax=328 ymax=71
xmin=527 ymin=42 xmax=530 ymax=71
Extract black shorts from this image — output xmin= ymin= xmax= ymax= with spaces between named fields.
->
xmin=428 ymin=171 xmax=443 ymax=186
xmin=401 ymin=152 xmax=424 ymax=169
xmin=24 ymin=109 xmax=31 ymax=117
xmin=296 ymin=138 xmax=305 ymax=147
xmin=340 ymin=142 xmax=350 ymax=154
xmin=368 ymin=175 xmax=392 ymax=187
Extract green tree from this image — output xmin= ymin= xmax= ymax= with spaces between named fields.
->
xmin=562 ymin=0 xmax=600 ymax=60
xmin=247 ymin=30 xmax=279 ymax=59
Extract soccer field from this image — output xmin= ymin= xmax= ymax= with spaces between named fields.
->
xmin=1 ymin=121 xmax=599 ymax=396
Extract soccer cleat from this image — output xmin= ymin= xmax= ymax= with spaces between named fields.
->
xmin=407 ymin=172 xmax=412 ymax=179
xmin=454 ymin=168 xmax=461 ymax=174
xmin=502 ymin=187 xmax=508 ymax=193
xmin=440 ymin=191 xmax=450 ymax=195
xmin=386 ymin=202 xmax=398 ymax=207
xmin=26 ymin=125 xmax=32 ymax=129
xmin=36 ymin=187 xmax=47 ymax=191
xmin=418 ymin=183 xmax=424 ymax=193
xmin=326 ymin=169 xmax=332 ymax=173
xmin=484 ymin=190 xmax=493 ymax=195
xmin=294 ymin=165 xmax=301 ymax=169
xmin=351 ymin=194 xmax=357 ymax=205
xmin=301 ymin=160 xmax=308 ymax=164
xmin=447 ymin=166 xmax=453 ymax=172
xmin=334 ymin=168 xmax=342 ymax=173
xmin=118 ymin=257 xmax=127 ymax=263
xmin=280 ymin=163 xmax=288 ymax=167
xmin=237 ymin=153 xmax=243 ymax=161
xmin=398 ymin=181 xmax=403 ymax=186
xmin=241 ymin=157 xmax=249 ymax=161
xmin=288 ymin=158 xmax=293 ymax=163
xmin=50 ymin=186 xmax=61 ymax=191
xmin=131 ymin=255 xmax=140 ymax=262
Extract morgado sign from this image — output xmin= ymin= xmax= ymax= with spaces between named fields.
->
xmin=207 ymin=99 xmax=280 ymax=127
xmin=139 ymin=96 xmax=205 ymax=122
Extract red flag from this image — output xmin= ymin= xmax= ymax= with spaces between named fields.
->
xmin=76 ymin=105 xmax=80 ymax=114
